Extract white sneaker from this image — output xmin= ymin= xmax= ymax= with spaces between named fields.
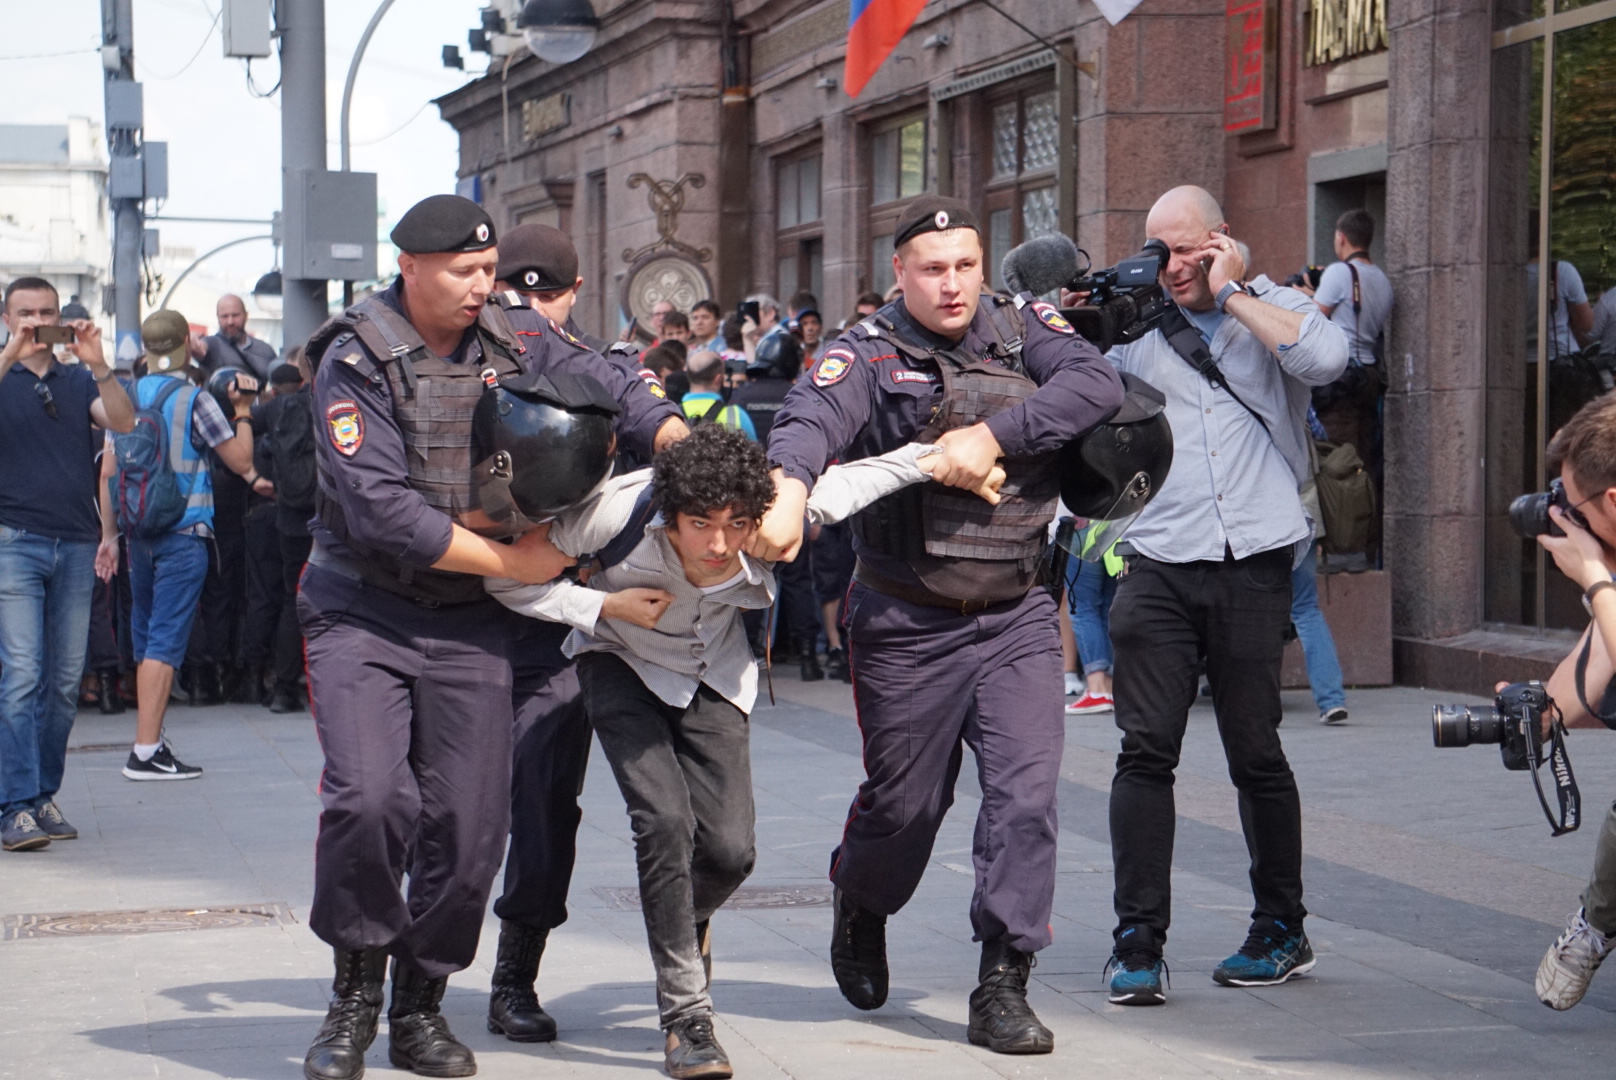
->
xmin=1064 ymin=673 xmax=1082 ymax=696
xmin=1319 ymin=707 xmax=1348 ymax=725
xmin=1537 ymin=908 xmax=1612 ymax=1010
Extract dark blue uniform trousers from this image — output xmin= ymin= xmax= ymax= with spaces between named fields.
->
xmin=300 ymin=565 xmax=515 ymax=978
xmin=832 ymin=583 xmax=1064 ymax=954
xmin=493 ymin=618 xmax=592 ymax=933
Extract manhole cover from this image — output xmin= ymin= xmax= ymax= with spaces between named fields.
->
xmin=1 ymin=903 xmax=295 ymax=940
xmin=593 ymin=884 xmax=832 ymax=912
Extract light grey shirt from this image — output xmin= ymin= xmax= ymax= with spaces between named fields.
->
xmin=1106 ymin=277 xmax=1349 ymax=564
xmin=487 ymin=443 xmax=940 ymax=712
xmin=1592 ymin=286 xmax=1616 ymax=360
xmin=1315 ymin=258 xmax=1392 ymax=364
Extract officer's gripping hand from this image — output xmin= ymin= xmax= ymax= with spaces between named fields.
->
xmin=930 ymin=423 xmax=1003 ymax=494
xmin=917 ymin=452 xmax=1005 ymax=505
xmin=602 ymin=588 xmax=675 ymax=629
xmin=748 ymin=470 xmax=808 ymax=562
xmin=503 ymin=522 xmax=576 ymax=584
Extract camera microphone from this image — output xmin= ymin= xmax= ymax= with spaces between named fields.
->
xmin=1001 ymin=233 xmax=1082 ymax=297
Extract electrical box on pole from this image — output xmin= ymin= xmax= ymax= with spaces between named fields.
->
xmin=109 ymin=157 xmax=144 ymax=199
xmin=142 ymin=141 xmax=168 ymax=201
xmin=284 ymin=170 xmax=378 ymax=281
xmin=105 ymin=81 xmax=143 ymax=129
xmin=222 ymin=0 xmax=273 ymax=58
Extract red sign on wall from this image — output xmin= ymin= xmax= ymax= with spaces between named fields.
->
xmin=1225 ymin=0 xmax=1278 ymax=133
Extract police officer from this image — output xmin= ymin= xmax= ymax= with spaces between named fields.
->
xmin=730 ymin=334 xmax=823 ymax=678
xmin=298 ymin=195 xmax=575 ymax=1080
xmin=483 ymin=223 xmax=689 ymax=1043
xmin=756 ymin=196 xmax=1124 ymax=1055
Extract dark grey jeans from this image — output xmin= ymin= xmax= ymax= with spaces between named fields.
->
xmin=576 ymin=652 xmax=756 ymax=1026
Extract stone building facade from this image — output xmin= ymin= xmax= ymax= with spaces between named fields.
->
xmin=437 ymin=0 xmax=1616 ymax=694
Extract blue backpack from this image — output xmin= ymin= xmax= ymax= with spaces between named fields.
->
xmin=112 ymin=378 xmax=196 ymax=539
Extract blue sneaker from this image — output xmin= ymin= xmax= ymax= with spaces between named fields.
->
xmin=1104 ymin=951 xmax=1168 ymax=1005
xmin=1212 ymin=924 xmax=1315 ymax=987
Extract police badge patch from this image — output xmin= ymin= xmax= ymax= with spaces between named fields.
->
xmin=326 ymin=400 xmax=365 ymax=457
xmin=547 ymin=317 xmax=584 ymax=347
xmin=813 ymin=346 xmax=856 ymax=387
xmin=638 ymin=369 xmax=667 ymax=398
xmin=1030 ymin=301 xmax=1075 ymax=335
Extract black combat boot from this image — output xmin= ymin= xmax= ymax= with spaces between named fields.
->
xmin=824 ymin=648 xmax=850 ymax=683
xmin=800 ymin=652 xmax=825 ymax=682
xmin=269 ymin=683 xmax=305 ymax=714
xmin=830 ymin=887 xmax=888 ymax=1010
xmin=388 ymin=961 xmax=476 ymax=1077
xmin=96 ymin=668 xmax=125 ymax=715
xmin=486 ymin=920 xmax=557 ymax=1043
xmin=303 ymin=947 xmax=387 ymax=1080
xmin=966 ymin=939 xmax=1053 ymax=1054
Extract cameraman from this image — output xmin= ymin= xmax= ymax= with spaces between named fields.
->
xmin=1530 ymin=393 xmax=1616 ymax=1010
xmin=1085 ymin=186 xmax=1349 ymax=1005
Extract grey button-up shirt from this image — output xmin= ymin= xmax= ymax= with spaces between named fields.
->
xmin=1106 ymin=277 xmax=1348 ymax=564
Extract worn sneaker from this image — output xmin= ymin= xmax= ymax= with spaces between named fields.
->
xmin=1537 ymin=908 xmax=1612 ymax=1010
xmin=1320 ymin=707 xmax=1349 ymax=725
xmin=1065 ymin=692 xmax=1114 ymax=715
xmin=663 ymin=1013 xmax=732 ymax=1079
xmin=32 ymin=801 xmax=77 ymax=840
xmin=1064 ymin=672 xmax=1083 ymax=696
xmin=1212 ymin=924 xmax=1315 ymax=986
xmin=1 ymin=810 xmax=51 ymax=852
xmin=122 ymin=742 xmax=203 ymax=781
xmin=1104 ymin=951 xmax=1168 ymax=1005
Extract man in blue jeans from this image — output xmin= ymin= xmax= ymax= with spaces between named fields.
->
xmin=1290 ymin=544 xmax=1348 ymax=725
xmin=0 ymin=276 xmax=134 ymax=851
xmin=96 ymin=309 xmax=264 ymax=783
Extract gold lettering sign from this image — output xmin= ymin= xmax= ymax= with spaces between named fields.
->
xmin=1306 ymin=0 xmax=1387 ymax=66
xmin=521 ymin=93 xmax=571 ymax=141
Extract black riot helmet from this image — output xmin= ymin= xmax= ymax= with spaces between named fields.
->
xmin=1057 ymin=372 xmax=1173 ymax=560
xmin=748 ymin=332 xmax=803 ymax=380
xmin=470 ymin=369 xmax=621 ymax=537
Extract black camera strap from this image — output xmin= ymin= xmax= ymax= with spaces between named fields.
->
xmin=1572 ymin=630 xmax=1616 ymax=730
xmin=1158 ymin=306 xmax=1272 ymax=437
xmin=1527 ymin=702 xmax=1581 ymax=836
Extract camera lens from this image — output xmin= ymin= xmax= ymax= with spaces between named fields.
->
xmin=1508 ymin=492 xmax=1555 ymax=539
xmin=1432 ymin=704 xmax=1505 ymax=747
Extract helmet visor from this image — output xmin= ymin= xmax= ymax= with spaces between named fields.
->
xmin=1056 ymin=470 xmax=1153 ymax=562
xmin=462 ymin=450 xmax=551 ymax=539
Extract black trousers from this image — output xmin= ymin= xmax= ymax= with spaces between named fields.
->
xmin=189 ymin=528 xmax=245 ymax=666
xmin=494 ymin=619 xmax=592 ymax=933
xmin=301 ymin=565 xmax=515 ymax=977
xmin=241 ymin=504 xmax=283 ymax=668
xmin=274 ymin=532 xmax=312 ymax=693
xmin=1107 ymin=547 xmax=1305 ymax=951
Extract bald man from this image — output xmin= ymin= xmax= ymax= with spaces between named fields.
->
xmin=191 ymin=294 xmax=278 ymax=381
xmin=1094 ymin=185 xmax=1348 ymax=1006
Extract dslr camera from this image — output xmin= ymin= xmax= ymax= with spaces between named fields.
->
xmin=1432 ymin=681 xmax=1581 ymax=834
xmin=1509 ymin=477 xmax=1579 ymax=539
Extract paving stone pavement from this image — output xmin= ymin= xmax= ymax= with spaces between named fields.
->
xmin=3 ymin=676 xmax=1616 ymax=1079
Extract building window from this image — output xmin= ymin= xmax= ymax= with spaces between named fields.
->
xmin=984 ymin=87 xmax=1059 ymax=291
xmin=776 ymin=151 xmax=823 ymax=303
xmin=1485 ymin=11 xmax=1616 ymax=630
xmin=867 ymin=114 xmax=928 ymax=296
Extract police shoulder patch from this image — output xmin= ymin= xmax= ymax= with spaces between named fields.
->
xmin=637 ymin=368 xmax=667 ymax=398
xmin=547 ymin=317 xmax=585 ymax=348
xmin=326 ymin=400 xmax=365 ymax=457
xmin=813 ymin=346 xmax=857 ymax=388
xmin=1030 ymin=301 xmax=1074 ymax=335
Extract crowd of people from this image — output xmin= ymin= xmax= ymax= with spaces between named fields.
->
xmin=44 ymin=183 xmax=1616 ymax=1080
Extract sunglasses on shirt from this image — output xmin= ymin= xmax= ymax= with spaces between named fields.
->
xmin=33 ymin=381 xmax=58 ymax=420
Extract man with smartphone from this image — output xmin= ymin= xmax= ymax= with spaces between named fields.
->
xmin=0 ymin=277 xmax=134 ymax=852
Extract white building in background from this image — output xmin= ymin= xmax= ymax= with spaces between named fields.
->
xmin=0 ymin=118 xmax=110 ymax=314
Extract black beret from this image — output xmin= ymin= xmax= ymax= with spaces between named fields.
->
xmin=390 ymin=194 xmax=497 ymax=254
xmin=893 ymin=195 xmax=979 ymax=249
xmin=496 ymin=224 xmax=580 ymax=292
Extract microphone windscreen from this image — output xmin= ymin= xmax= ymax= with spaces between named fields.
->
xmin=1001 ymin=233 xmax=1081 ymax=297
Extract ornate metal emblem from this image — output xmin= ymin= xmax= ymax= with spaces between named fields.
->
xmin=622 ymin=172 xmax=711 ymax=263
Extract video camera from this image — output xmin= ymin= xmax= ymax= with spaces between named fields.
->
xmin=1000 ymin=234 xmax=1172 ymax=351
xmin=1432 ymin=681 xmax=1581 ymax=835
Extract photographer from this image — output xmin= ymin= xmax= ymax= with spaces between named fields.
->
xmin=1528 ymin=393 xmax=1616 ymax=1010
xmin=1090 ymin=186 xmax=1348 ymax=1005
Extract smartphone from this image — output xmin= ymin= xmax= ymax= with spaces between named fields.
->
xmin=738 ymin=300 xmax=760 ymax=325
xmin=35 ymin=326 xmax=75 ymax=346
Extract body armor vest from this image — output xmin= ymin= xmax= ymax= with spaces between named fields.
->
xmin=851 ymin=297 xmax=1062 ymax=602
xmin=308 ymin=294 xmax=525 ymax=606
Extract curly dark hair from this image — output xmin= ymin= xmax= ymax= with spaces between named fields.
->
xmin=652 ymin=423 xmax=776 ymax=523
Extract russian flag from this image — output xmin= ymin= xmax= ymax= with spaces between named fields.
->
xmin=845 ymin=0 xmax=928 ymax=97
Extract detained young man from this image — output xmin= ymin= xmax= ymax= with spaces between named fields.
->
xmin=485 ymin=424 xmax=999 ymax=1078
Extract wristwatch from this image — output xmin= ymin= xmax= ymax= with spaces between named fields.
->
xmin=1583 ymin=578 xmax=1616 ymax=616
xmin=1215 ymin=281 xmax=1252 ymax=312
